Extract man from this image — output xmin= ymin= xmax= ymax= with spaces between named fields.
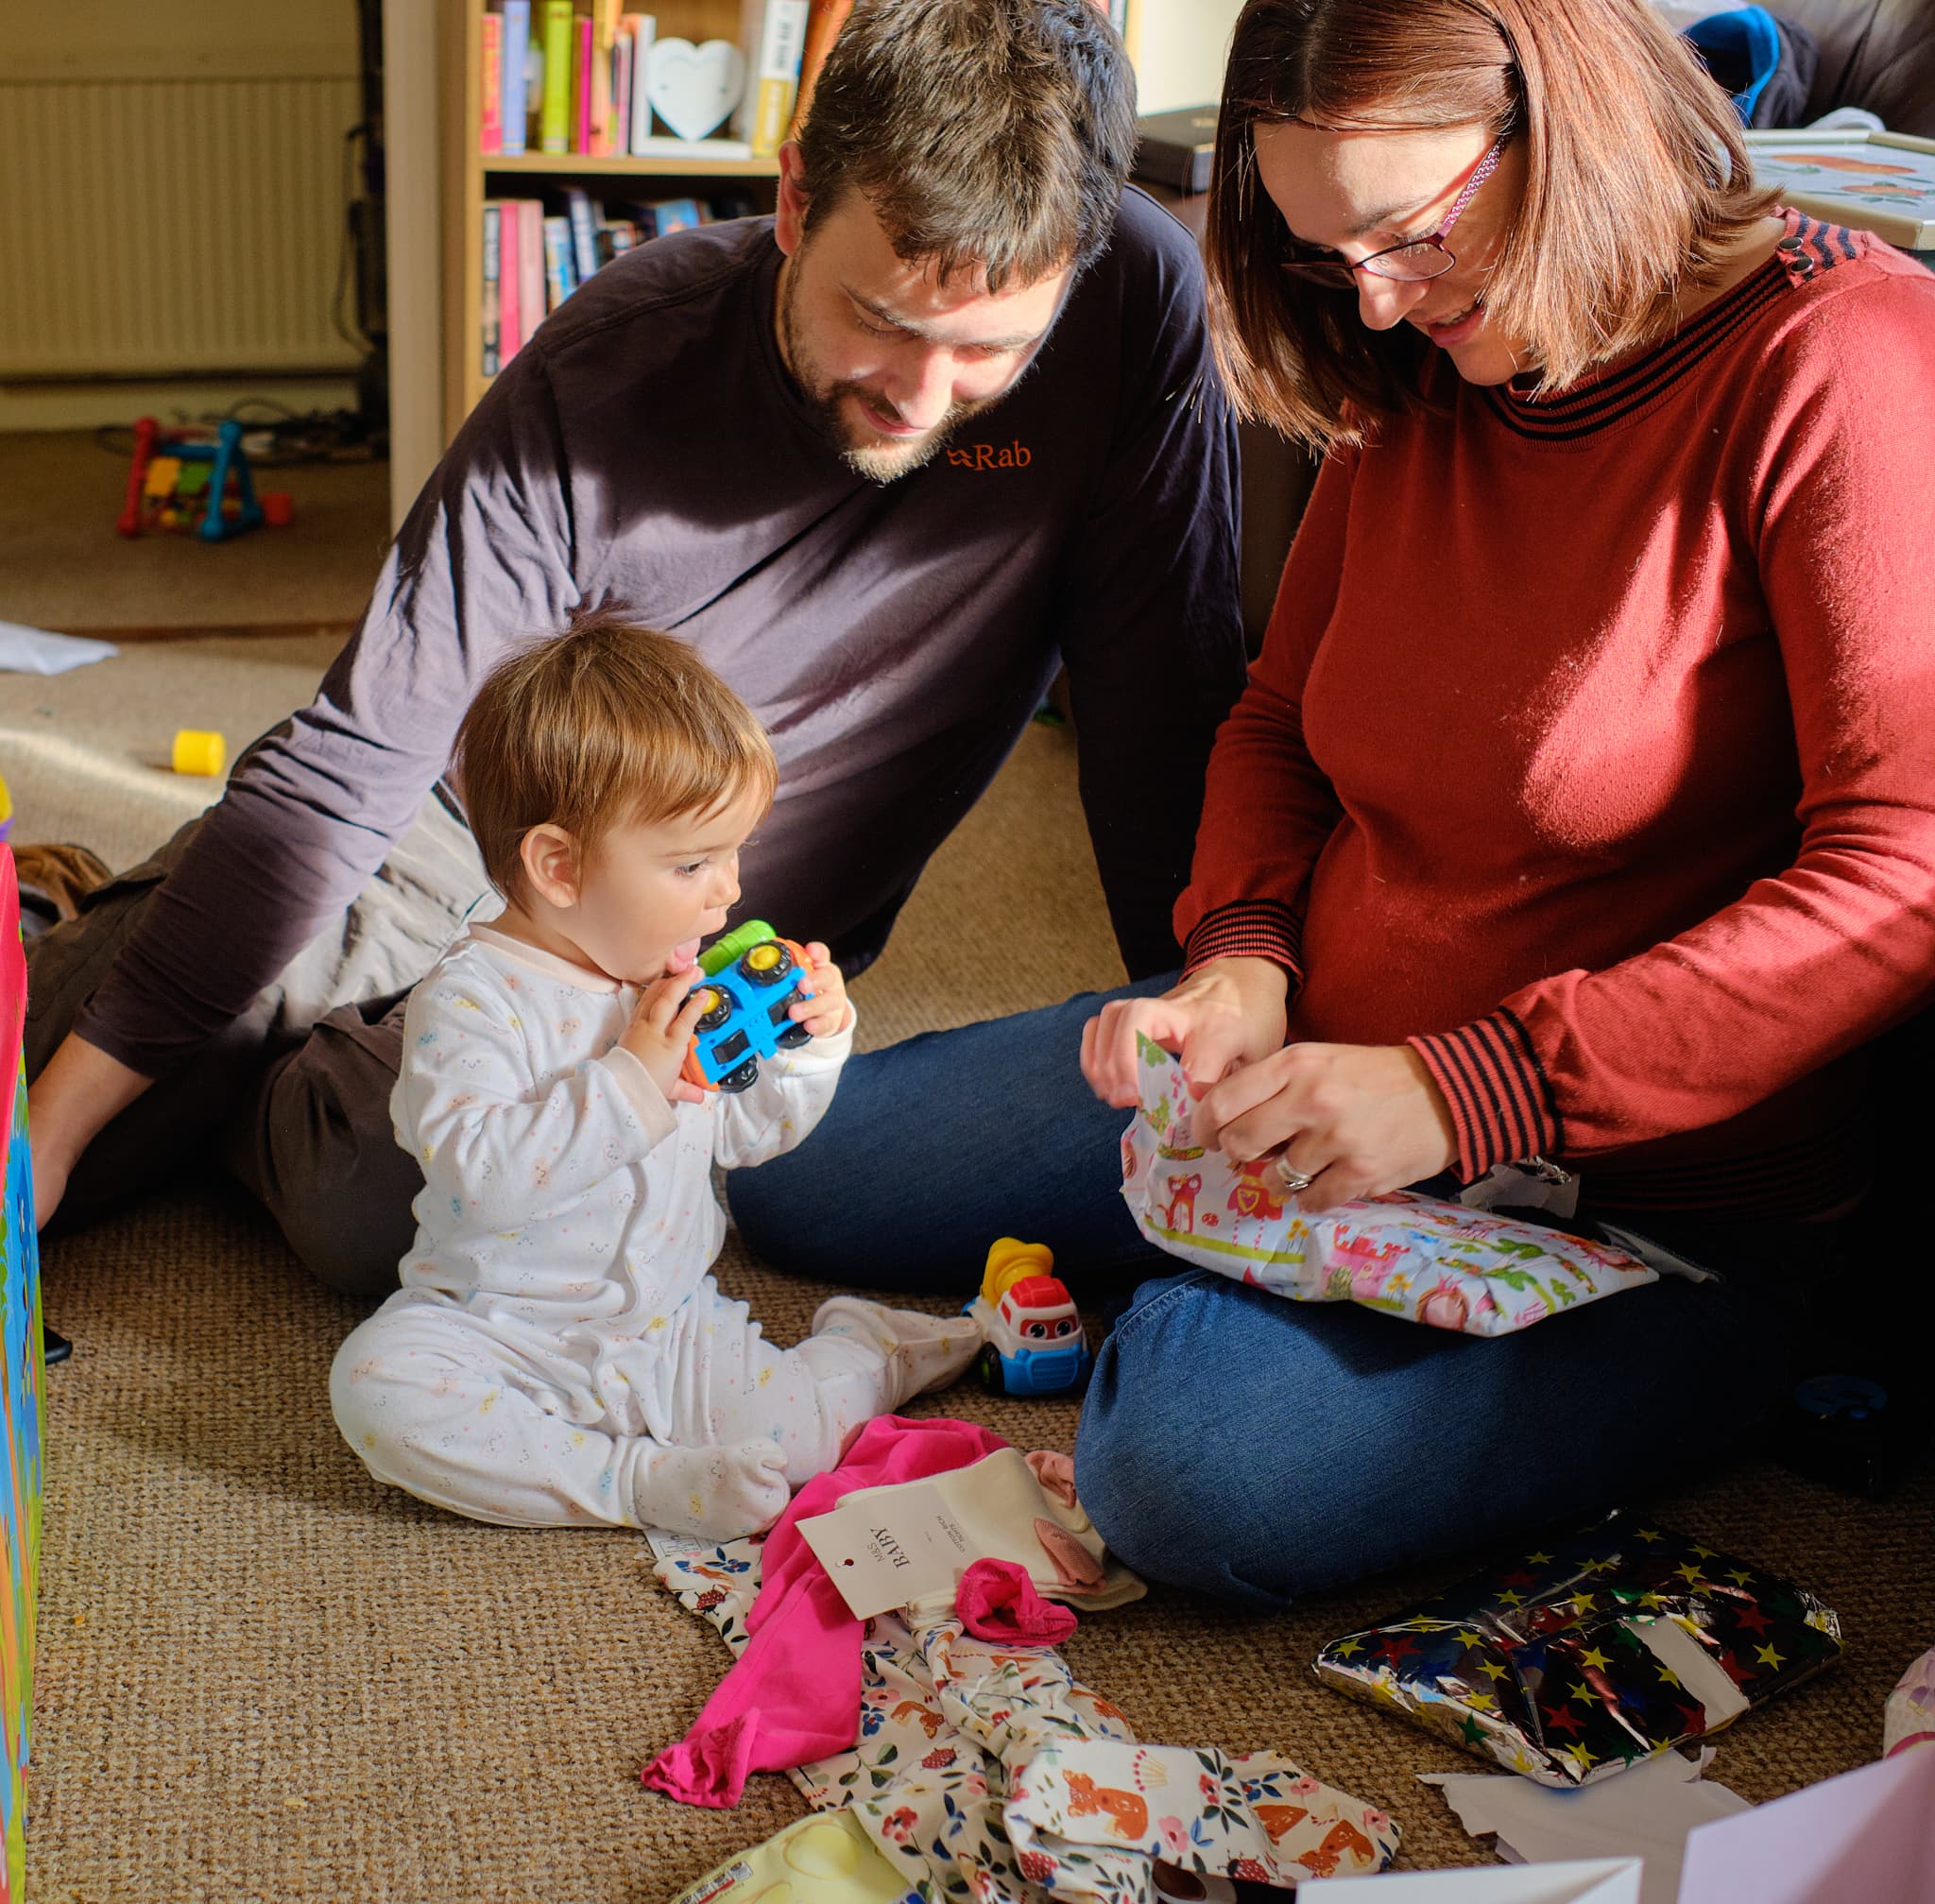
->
xmin=26 ymin=0 xmax=1244 ymax=1294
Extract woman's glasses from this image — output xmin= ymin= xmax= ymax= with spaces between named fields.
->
xmin=1279 ymin=136 xmax=1507 ymax=287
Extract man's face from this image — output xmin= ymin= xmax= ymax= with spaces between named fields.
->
xmin=774 ymin=161 xmax=1073 ymax=483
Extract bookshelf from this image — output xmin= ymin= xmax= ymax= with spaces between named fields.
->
xmin=437 ymin=0 xmax=1141 ymax=441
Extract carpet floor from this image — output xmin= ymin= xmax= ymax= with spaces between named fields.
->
xmin=0 ymin=431 xmax=387 ymax=637
xmin=6 ymin=637 xmax=1930 ymax=1902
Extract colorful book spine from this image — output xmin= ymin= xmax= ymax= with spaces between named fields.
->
xmin=610 ymin=33 xmax=632 ymax=156
xmin=480 ymin=11 xmax=504 ymax=153
xmin=794 ymin=0 xmax=852 ymax=132
xmin=564 ymin=186 xmax=601 ymax=283
xmin=500 ymin=0 xmax=531 ymax=154
xmin=541 ymin=215 xmax=578 ymax=311
xmin=741 ymin=0 xmax=811 ymax=157
xmin=498 ymin=202 xmax=522 ymax=366
xmin=539 ymin=0 xmax=574 ymax=154
xmin=591 ymin=0 xmax=623 ymax=154
xmin=481 ymin=204 xmax=503 ymax=376
xmin=626 ymin=14 xmax=658 ymax=152
xmin=518 ymin=199 xmax=545 ymax=347
xmin=574 ymin=16 xmax=594 ymax=154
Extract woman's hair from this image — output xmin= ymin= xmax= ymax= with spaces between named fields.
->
xmin=455 ymin=609 xmax=778 ymax=902
xmin=1206 ymin=0 xmax=1777 ymax=448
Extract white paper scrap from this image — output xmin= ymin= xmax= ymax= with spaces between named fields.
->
xmin=0 ymin=622 xmax=118 ymax=676
xmin=1301 ymin=1855 xmax=1642 ymax=1901
xmin=1422 ymin=1750 xmax=1750 ymax=1904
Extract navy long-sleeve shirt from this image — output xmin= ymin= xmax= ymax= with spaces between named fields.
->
xmin=79 ymin=189 xmax=1245 ymax=1077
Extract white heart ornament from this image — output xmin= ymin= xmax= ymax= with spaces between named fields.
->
xmin=644 ymin=38 xmax=746 ymax=144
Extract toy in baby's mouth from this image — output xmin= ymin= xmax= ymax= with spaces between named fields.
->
xmin=678 ymin=918 xmax=814 ymax=1093
xmin=964 ymin=1237 xmax=1092 ymax=1397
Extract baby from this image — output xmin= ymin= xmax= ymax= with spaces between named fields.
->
xmin=331 ymin=614 xmax=980 ymax=1538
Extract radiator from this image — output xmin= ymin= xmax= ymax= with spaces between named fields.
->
xmin=0 ymin=77 xmax=365 ymax=380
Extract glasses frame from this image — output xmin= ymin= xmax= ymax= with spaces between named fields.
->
xmin=1279 ymin=134 xmax=1508 ymax=287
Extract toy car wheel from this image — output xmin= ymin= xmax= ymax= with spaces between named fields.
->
xmin=976 ymin=1344 xmax=1006 ymax=1395
xmin=718 ymin=1057 xmax=761 ymax=1093
xmin=739 ymin=941 xmax=796 ymax=986
xmin=692 ymin=986 xmax=733 ymax=1033
xmin=775 ymin=1021 xmax=813 ymax=1049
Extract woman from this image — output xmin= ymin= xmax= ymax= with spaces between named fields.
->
xmin=1062 ymin=0 xmax=1935 ymax=1604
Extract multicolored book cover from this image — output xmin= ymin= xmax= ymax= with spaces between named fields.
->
xmin=0 ymin=849 xmax=45 ymax=1903
xmin=1745 ymin=130 xmax=1935 ymax=250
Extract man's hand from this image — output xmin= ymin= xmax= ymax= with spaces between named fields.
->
xmin=619 ymin=974 xmax=711 ymax=1104
xmin=26 ymin=1032 xmax=154 ymax=1230
xmin=1079 ymin=956 xmax=1291 ymax=1107
xmin=1191 ymin=1041 xmax=1457 ymax=1210
xmin=787 ymin=942 xmax=851 ymax=1039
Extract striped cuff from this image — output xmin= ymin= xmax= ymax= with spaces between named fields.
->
xmin=1409 ymin=1007 xmax=1562 ymax=1182
xmin=1181 ymin=901 xmax=1304 ymax=983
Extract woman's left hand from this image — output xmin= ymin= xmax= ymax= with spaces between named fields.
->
xmin=1191 ymin=1041 xmax=1458 ymax=1210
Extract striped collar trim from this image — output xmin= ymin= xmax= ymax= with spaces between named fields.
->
xmin=1481 ymin=209 xmax=1861 ymax=443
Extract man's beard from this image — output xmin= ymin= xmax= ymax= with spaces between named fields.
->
xmin=779 ymin=267 xmax=996 ymax=484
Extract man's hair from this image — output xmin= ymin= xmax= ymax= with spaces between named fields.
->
xmin=455 ymin=609 xmax=778 ymax=903
xmin=1206 ymin=0 xmax=1777 ymax=448
xmin=795 ymin=0 xmax=1138 ymax=291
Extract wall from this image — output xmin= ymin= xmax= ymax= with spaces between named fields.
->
xmin=0 ymin=1 xmax=362 ymax=433
xmin=1133 ymin=0 xmax=1241 ymax=116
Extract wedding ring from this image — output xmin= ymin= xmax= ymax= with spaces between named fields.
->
xmin=1274 ymin=1157 xmax=1314 ymax=1194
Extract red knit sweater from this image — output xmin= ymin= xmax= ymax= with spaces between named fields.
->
xmin=1180 ymin=214 xmax=1935 ymax=1219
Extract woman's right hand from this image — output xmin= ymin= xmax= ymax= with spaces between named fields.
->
xmin=1079 ymin=956 xmax=1292 ymax=1107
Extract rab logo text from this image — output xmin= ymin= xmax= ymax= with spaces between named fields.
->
xmin=947 ymin=439 xmax=1032 ymax=471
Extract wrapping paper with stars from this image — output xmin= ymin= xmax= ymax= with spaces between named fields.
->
xmin=1315 ymin=1517 xmax=1842 ymax=1787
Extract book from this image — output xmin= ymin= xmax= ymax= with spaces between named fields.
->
xmin=737 ymin=0 xmax=810 ymax=157
xmin=497 ymin=199 xmax=522 ymax=366
xmin=610 ymin=31 xmax=633 ymax=156
xmin=574 ymin=15 xmax=594 ymax=153
xmin=647 ymin=197 xmax=706 ymax=234
xmin=1132 ymin=105 xmax=1218 ymax=196
xmin=500 ymin=0 xmax=530 ymax=154
xmin=539 ymin=0 xmax=574 ymax=154
xmin=563 ymin=186 xmax=601 ymax=283
xmin=518 ymin=199 xmax=546 ymax=347
xmin=480 ymin=11 xmax=504 ymax=153
xmin=625 ymin=13 xmax=657 ymax=151
xmin=1742 ymin=129 xmax=1935 ymax=249
xmin=591 ymin=0 xmax=623 ymax=154
xmin=481 ymin=203 xmax=503 ymax=376
xmin=541 ymin=214 xmax=578 ymax=311
xmin=793 ymin=0 xmax=851 ymax=132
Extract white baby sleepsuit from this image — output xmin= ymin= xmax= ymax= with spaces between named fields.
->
xmin=330 ymin=926 xmax=918 ymax=1538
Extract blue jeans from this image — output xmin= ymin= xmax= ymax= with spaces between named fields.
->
xmin=728 ymin=981 xmax=1815 ymax=1608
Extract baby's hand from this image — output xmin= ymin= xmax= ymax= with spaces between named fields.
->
xmin=619 ymin=972 xmax=710 ymax=1103
xmin=789 ymin=943 xmax=852 ymax=1039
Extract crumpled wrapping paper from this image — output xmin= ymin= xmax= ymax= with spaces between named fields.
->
xmin=1315 ymin=1518 xmax=1842 ymax=1787
xmin=1885 ymin=1644 xmax=1935 ymax=1758
xmin=1122 ymin=1035 xmax=1658 ymax=1337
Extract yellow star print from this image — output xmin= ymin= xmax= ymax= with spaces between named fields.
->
xmin=1580 ymin=1646 xmax=1612 ymax=1672
xmin=1755 ymin=1644 xmax=1786 ymax=1670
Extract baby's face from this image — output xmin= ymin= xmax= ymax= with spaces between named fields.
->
xmin=570 ymin=785 xmax=763 ymax=986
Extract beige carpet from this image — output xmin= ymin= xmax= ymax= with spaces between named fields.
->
xmin=10 ymin=639 xmax=1933 ymax=1901
xmin=0 ymin=431 xmax=387 ymax=637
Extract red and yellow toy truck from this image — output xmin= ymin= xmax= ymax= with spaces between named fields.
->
xmin=964 ymin=1237 xmax=1090 ymax=1397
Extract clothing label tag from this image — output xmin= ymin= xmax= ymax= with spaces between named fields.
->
xmin=644 ymin=1527 xmax=709 ymax=1562
xmin=1627 ymin=1615 xmax=1752 ymax=1728
xmin=797 ymin=1483 xmax=974 ymax=1618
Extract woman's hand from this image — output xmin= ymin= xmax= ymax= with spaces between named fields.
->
xmin=1079 ymin=956 xmax=1292 ymax=1106
xmin=1192 ymin=1041 xmax=1456 ymax=1210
